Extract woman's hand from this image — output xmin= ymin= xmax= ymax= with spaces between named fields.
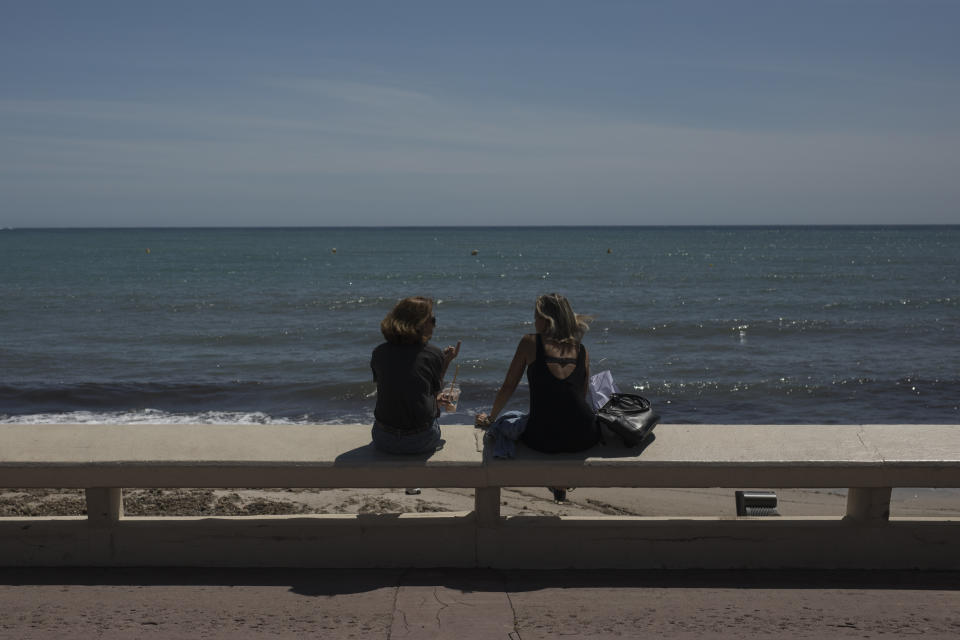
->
xmin=437 ymin=392 xmax=455 ymax=413
xmin=443 ymin=340 xmax=461 ymax=365
xmin=475 ymin=412 xmax=492 ymax=428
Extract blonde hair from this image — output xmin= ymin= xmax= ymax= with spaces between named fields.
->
xmin=535 ymin=293 xmax=591 ymax=344
xmin=381 ymin=296 xmax=434 ymax=345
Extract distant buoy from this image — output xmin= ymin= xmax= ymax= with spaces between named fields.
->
xmin=606 ymin=248 xmax=612 ymax=254
xmin=471 ymin=249 xmax=478 ymax=256
xmin=331 ymin=248 xmax=337 ymax=254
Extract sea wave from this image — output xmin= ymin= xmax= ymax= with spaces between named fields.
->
xmin=627 ymin=377 xmax=960 ymax=424
xmin=2 ymin=377 xmax=958 ymax=426
xmin=0 ymin=381 xmax=377 ymax=418
xmin=0 ymin=409 xmax=302 ymax=425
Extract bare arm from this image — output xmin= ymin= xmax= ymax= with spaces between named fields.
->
xmin=476 ymin=335 xmax=535 ymax=426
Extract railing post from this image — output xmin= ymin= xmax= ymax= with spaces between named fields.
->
xmin=85 ymin=488 xmax=123 ymax=527
xmin=844 ymin=487 xmax=891 ymax=522
xmin=475 ymin=487 xmax=501 ymax=527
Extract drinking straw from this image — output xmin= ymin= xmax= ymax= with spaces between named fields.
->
xmin=449 ymin=364 xmax=460 ymax=390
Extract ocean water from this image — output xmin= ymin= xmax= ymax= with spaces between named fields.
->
xmin=1 ymin=226 xmax=958 ymax=425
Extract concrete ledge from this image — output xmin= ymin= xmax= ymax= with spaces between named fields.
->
xmin=6 ymin=423 xmax=960 ymax=489
xmin=0 ymin=423 xmax=486 ymax=488
xmin=486 ymin=424 xmax=960 ymax=488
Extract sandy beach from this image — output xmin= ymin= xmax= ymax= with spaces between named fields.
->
xmin=3 ymin=485 xmax=959 ymax=519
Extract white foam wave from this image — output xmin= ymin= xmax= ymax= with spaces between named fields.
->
xmin=0 ymin=409 xmax=309 ymax=425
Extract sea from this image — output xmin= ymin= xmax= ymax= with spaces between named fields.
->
xmin=1 ymin=226 xmax=958 ymax=426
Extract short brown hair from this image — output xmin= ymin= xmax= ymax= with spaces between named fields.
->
xmin=380 ymin=296 xmax=434 ymax=345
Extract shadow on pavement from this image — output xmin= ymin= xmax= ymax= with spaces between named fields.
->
xmin=2 ymin=567 xmax=960 ymax=596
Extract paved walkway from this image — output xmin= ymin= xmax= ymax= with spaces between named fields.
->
xmin=2 ymin=568 xmax=960 ymax=638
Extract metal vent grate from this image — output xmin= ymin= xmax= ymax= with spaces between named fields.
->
xmin=735 ymin=490 xmax=779 ymax=517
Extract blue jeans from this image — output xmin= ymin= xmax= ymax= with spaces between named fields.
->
xmin=371 ymin=421 xmax=443 ymax=454
xmin=486 ymin=411 xmax=529 ymax=459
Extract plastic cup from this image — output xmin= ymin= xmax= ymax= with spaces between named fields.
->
xmin=439 ymin=383 xmax=461 ymax=412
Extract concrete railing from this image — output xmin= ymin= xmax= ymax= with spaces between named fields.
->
xmin=2 ymin=423 xmax=959 ymax=569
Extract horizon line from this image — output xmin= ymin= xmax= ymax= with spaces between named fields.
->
xmin=4 ymin=223 xmax=959 ymax=231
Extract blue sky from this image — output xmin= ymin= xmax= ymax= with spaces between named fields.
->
xmin=2 ymin=1 xmax=958 ymax=226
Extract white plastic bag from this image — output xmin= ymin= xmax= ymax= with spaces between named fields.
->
xmin=588 ymin=370 xmax=620 ymax=411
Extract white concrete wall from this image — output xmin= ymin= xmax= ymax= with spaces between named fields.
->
xmin=2 ymin=514 xmax=959 ymax=569
xmin=3 ymin=423 xmax=960 ymax=569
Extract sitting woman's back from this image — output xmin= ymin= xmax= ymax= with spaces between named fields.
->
xmin=476 ymin=293 xmax=599 ymax=454
xmin=370 ymin=296 xmax=459 ymax=454
xmin=522 ymin=332 xmax=598 ymax=452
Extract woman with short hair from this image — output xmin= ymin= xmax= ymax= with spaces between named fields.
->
xmin=370 ymin=296 xmax=460 ymax=454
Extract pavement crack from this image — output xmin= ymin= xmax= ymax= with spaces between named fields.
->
xmin=500 ymin=570 xmax=522 ymax=639
xmin=387 ymin=568 xmax=410 ymax=639
xmin=433 ymin=586 xmax=449 ymax=627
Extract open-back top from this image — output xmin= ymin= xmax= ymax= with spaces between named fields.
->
xmin=520 ymin=334 xmax=600 ymax=453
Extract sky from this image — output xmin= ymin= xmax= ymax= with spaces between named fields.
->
xmin=2 ymin=1 xmax=959 ymax=227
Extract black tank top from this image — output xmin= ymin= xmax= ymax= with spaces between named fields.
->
xmin=520 ymin=334 xmax=599 ymax=453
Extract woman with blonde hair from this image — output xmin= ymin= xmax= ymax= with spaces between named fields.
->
xmin=476 ymin=293 xmax=599 ymax=460
xmin=371 ymin=296 xmax=460 ymax=454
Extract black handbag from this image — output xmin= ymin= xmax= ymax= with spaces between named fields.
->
xmin=597 ymin=393 xmax=660 ymax=447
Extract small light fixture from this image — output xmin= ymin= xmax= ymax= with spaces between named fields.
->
xmin=735 ymin=490 xmax=779 ymax=516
